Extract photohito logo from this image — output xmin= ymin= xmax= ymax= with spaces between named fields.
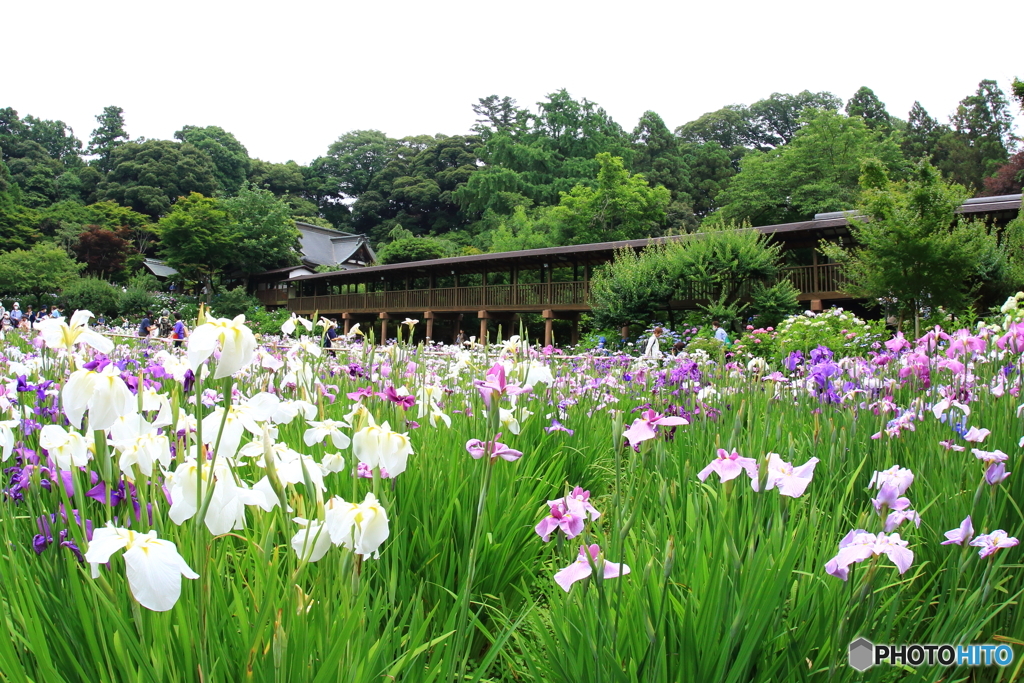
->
xmin=848 ymin=638 xmax=1014 ymax=671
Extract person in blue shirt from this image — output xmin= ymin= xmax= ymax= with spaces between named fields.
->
xmin=323 ymin=319 xmax=339 ymax=355
xmin=172 ymin=312 xmax=188 ymax=348
xmin=712 ymin=321 xmax=730 ymax=345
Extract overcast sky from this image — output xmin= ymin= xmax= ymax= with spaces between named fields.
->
xmin=6 ymin=0 xmax=1021 ymax=165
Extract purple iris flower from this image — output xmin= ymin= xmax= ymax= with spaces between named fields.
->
xmin=697 ymin=448 xmax=759 ymax=486
xmin=825 ymin=529 xmax=913 ymax=580
xmin=465 ymin=434 xmax=523 ymax=462
xmin=376 ymin=385 xmax=416 ymax=410
xmin=985 ymin=462 xmax=1011 ymax=485
xmin=544 ymin=419 xmax=574 ymax=435
xmin=784 ymin=351 xmax=803 ymax=372
xmin=347 ymin=387 xmax=374 ymax=401
xmin=941 ymin=516 xmax=974 ymax=546
xmin=969 ymin=530 xmax=1019 ymax=558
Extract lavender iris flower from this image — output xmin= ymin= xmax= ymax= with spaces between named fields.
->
xmin=969 ymin=530 xmax=1019 ymax=558
xmin=941 ymin=516 xmax=974 ymax=546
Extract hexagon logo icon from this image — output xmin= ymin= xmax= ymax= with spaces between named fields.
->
xmin=848 ymin=637 xmax=875 ymax=671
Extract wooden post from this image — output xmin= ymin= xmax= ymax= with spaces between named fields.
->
xmin=424 ymin=311 xmax=435 ymax=341
xmin=621 ymin=325 xmax=630 ymax=342
xmin=542 ymin=309 xmax=555 ymax=348
xmin=477 ymin=310 xmax=491 ymax=346
xmin=379 ymin=312 xmax=390 ymax=342
xmin=571 ymin=318 xmax=579 ymax=346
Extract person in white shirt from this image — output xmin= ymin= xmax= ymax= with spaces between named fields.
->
xmin=643 ymin=327 xmax=664 ymax=359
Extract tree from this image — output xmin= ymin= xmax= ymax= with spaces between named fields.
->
xmin=746 ymin=90 xmax=843 ymax=149
xmin=676 ymin=105 xmax=754 ymax=150
xmin=0 ymin=159 xmax=40 ymax=250
xmin=472 ymin=96 xmax=530 ymax=139
xmin=981 ymin=151 xmax=1024 ymax=196
xmin=73 ymin=225 xmax=133 ymax=276
xmin=822 ymin=159 xmax=1002 ymax=335
xmin=157 ymin=193 xmax=234 ymax=299
xmin=87 ymin=106 xmax=129 ymax=172
xmin=0 ymin=107 xmax=84 ymax=207
xmin=589 ymin=245 xmax=675 ymax=329
xmin=222 ymin=183 xmax=302 ymax=282
xmin=845 ymin=87 xmax=893 ymax=132
xmin=455 ymin=90 xmax=631 ymax=214
xmin=174 ymin=125 xmax=252 ymax=194
xmin=901 ymin=101 xmax=947 ymax=162
xmin=667 ymin=221 xmax=783 ymax=327
xmin=631 ymin=111 xmax=692 ymax=202
xmin=97 ymin=140 xmax=219 ymax=217
xmin=376 ymin=235 xmax=456 ymax=264
xmin=0 ymin=242 xmax=82 ymax=295
xmin=934 ymin=80 xmax=1017 ymax=190
xmin=716 ymin=110 xmax=908 ymax=225
xmin=552 ymin=153 xmax=670 ymax=245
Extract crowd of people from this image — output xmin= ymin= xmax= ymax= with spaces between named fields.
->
xmin=0 ymin=303 xmax=66 ymax=332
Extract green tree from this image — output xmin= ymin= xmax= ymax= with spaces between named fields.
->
xmin=97 ymin=139 xmax=219 ymax=217
xmin=0 ymin=108 xmax=84 ymax=207
xmin=0 ymin=242 xmax=82 ymax=295
xmin=845 ymin=86 xmax=894 ymax=132
xmin=0 ymin=159 xmax=40 ymax=250
xmin=676 ymin=105 xmax=753 ymax=150
xmin=157 ymin=193 xmax=234 ymax=298
xmin=589 ymin=244 xmax=675 ymax=329
xmin=822 ymin=159 xmax=1002 ymax=334
xmin=376 ymin=235 xmax=456 ymax=264
xmin=485 ymin=206 xmax=560 ymax=252
xmin=455 ymin=90 xmax=631 ymax=214
xmin=902 ymin=101 xmax=948 ymax=162
xmin=667 ymin=221 xmax=783 ymax=327
xmin=86 ymin=105 xmax=129 ymax=173
xmin=222 ymin=183 xmax=302 ymax=282
xmin=934 ymin=80 xmax=1017 ymax=190
xmin=631 ymin=111 xmax=692 ymax=202
xmin=746 ymin=90 xmax=843 ymax=149
xmin=716 ymin=110 xmax=908 ymax=225
xmin=174 ymin=125 xmax=252 ymax=194
xmin=552 ymin=153 xmax=670 ymax=245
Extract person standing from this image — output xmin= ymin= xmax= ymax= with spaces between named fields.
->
xmin=138 ymin=311 xmax=155 ymax=338
xmin=643 ymin=327 xmax=664 ymax=359
xmin=712 ymin=321 xmax=730 ymax=345
xmin=171 ymin=312 xmax=188 ymax=348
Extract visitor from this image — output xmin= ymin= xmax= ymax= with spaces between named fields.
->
xmin=96 ymin=313 xmax=106 ymax=328
xmin=138 ymin=311 xmax=155 ymax=338
xmin=26 ymin=305 xmax=36 ymax=327
xmin=455 ymin=330 xmax=466 ymax=346
xmin=1 ymin=313 xmax=10 ymax=331
xmin=171 ymin=312 xmax=188 ymax=349
xmin=323 ymin=319 xmax=339 ymax=356
xmin=672 ymin=340 xmax=686 ymax=356
xmin=9 ymin=303 xmax=22 ymax=325
xmin=712 ymin=321 xmax=730 ymax=345
xmin=158 ymin=310 xmax=173 ymax=338
xmin=643 ymin=327 xmax=664 ymax=359
xmin=50 ymin=305 xmax=62 ymax=321
xmin=0 ymin=303 xmax=6 ymax=319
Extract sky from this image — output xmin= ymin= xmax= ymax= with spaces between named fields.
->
xmin=6 ymin=0 xmax=1021 ymax=165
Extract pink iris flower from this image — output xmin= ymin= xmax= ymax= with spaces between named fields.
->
xmin=552 ymin=486 xmax=601 ymax=520
xmin=465 ymin=434 xmax=523 ymax=462
xmin=622 ymin=409 xmax=689 ymax=448
xmin=963 ymin=426 xmax=991 ymax=443
xmin=868 ymin=465 xmax=914 ymax=496
xmin=534 ymin=500 xmax=586 ymax=542
xmin=941 ymin=516 xmax=974 ymax=546
xmin=474 ymin=363 xmax=529 ymax=409
xmin=763 ymin=453 xmax=818 ymax=498
xmin=697 ymin=449 xmax=758 ymax=486
xmin=884 ymin=333 xmax=909 ymax=354
xmin=553 ymin=544 xmax=630 ymax=592
xmin=376 ymin=385 xmax=416 ymax=410
xmin=825 ymin=529 xmax=913 ymax=580
xmin=969 ymin=530 xmax=1019 ymax=558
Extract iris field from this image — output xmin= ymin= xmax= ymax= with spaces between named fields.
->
xmin=0 ymin=310 xmax=1021 ymax=682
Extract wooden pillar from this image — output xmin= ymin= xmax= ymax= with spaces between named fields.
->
xmin=478 ymin=310 xmax=490 ymax=346
xmin=571 ymin=318 xmax=580 ymax=346
xmin=379 ymin=312 xmax=390 ymax=342
xmin=342 ymin=312 xmax=354 ymax=335
xmin=424 ymin=311 xmax=435 ymax=341
xmin=542 ymin=309 xmax=555 ymax=348
xmin=453 ymin=314 xmax=462 ymax=343
xmin=621 ymin=325 xmax=630 ymax=342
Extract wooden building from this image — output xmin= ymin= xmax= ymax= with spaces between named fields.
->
xmin=256 ymin=195 xmax=1021 ymax=346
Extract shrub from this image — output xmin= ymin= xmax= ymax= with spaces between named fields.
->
xmin=751 ymin=280 xmax=801 ymax=328
xmin=61 ymin=277 xmax=122 ymax=316
xmin=774 ymin=308 xmax=888 ymax=359
xmin=118 ymin=287 xmax=157 ymax=317
xmin=210 ymin=287 xmax=261 ymax=319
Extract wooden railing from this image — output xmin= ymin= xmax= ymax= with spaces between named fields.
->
xmin=256 ymin=289 xmax=289 ymax=306
xmin=282 ymin=265 xmax=848 ymax=314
